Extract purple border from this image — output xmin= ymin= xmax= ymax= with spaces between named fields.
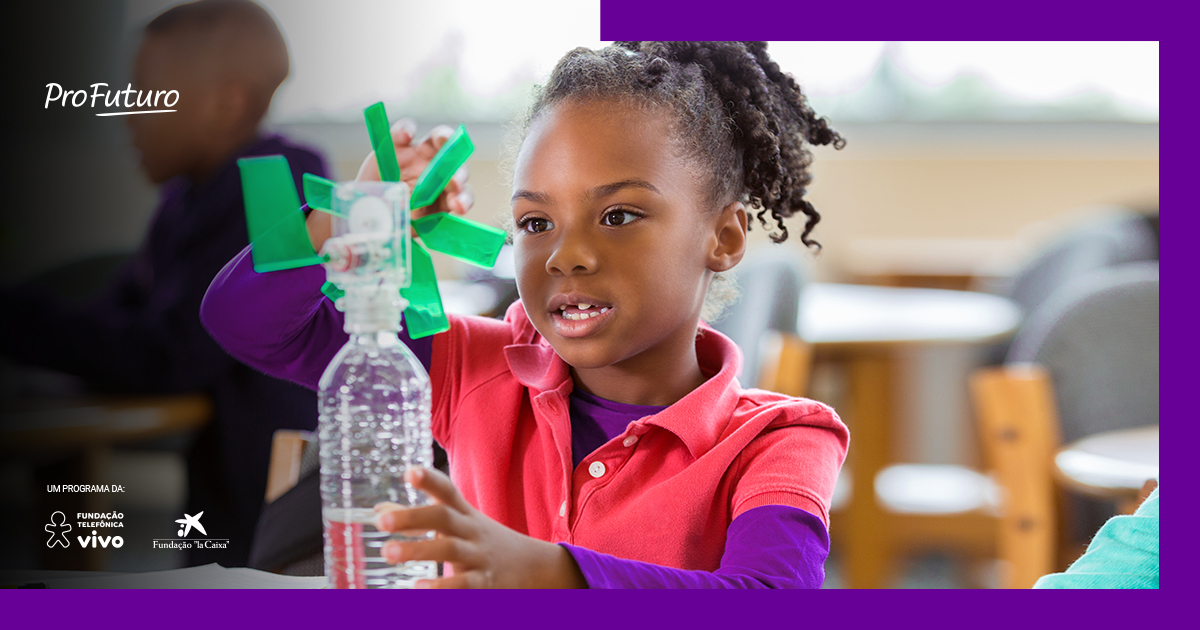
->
xmin=7 ymin=0 xmax=1179 ymax=626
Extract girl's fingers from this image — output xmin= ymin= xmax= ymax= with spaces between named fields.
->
xmin=382 ymin=536 xmax=477 ymax=565
xmin=414 ymin=571 xmax=491 ymax=589
xmin=452 ymin=165 xmax=469 ymax=188
xmin=439 ymin=183 xmax=473 ymax=216
xmin=407 ymin=466 xmax=473 ymax=513
xmin=390 ymin=118 xmax=418 ymax=148
xmin=374 ymin=502 xmax=472 ymax=538
xmin=455 ymin=184 xmax=474 ymax=214
xmin=428 ymin=125 xmax=454 ymax=149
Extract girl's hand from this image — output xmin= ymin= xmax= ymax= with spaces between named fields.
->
xmin=306 ymin=119 xmax=475 ymax=251
xmin=374 ymin=467 xmax=586 ymax=589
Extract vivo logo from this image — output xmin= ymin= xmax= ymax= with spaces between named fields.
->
xmin=77 ymin=530 xmax=124 ymax=549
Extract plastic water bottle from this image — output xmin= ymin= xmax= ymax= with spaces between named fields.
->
xmin=317 ymin=180 xmax=435 ymax=589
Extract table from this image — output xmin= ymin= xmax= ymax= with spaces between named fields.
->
xmin=1055 ymin=425 xmax=1158 ymax=512
xmin=798 ymin=283 xmax=1021 ymax=589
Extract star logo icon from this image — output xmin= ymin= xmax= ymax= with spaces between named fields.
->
xmin=175 ymin=512 xmax=207 ymax=537
xmin=45 ymin=511 xmax=72 ymax=548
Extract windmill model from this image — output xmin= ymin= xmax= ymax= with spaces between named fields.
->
xmin=235 ymin=102 xmax=506 ymax=338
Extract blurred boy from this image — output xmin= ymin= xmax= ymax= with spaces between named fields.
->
xmin=1 ymin=0 xmax=324 ymax=566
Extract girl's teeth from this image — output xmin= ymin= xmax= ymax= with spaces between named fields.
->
xmin=560 ymin=307 xmax=612 ymax=321
xmin=577 ymin=303 xmax=592 ymax=309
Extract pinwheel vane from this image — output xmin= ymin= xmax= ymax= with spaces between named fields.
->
xmin=236 ymin=102 xmax=506 ymax=338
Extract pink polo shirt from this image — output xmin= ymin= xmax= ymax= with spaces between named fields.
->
xmin=432 ymin=301 xmax=849 ymax=571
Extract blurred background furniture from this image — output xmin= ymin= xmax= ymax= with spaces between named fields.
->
xmin=1055 ymin=426 xmax=1158 ymax=515
xmin=971 ymin=262 xmax=1158 ymax=588
xmin=978 ymin=209 xmax=1158 ymax=364
xmin=249 ymin=429 xmax=322 ymax=576
xmin=798 ymin=282 xmax=1019 ymax=589
xmin=712 ymin=247 xmax=810 ymax=395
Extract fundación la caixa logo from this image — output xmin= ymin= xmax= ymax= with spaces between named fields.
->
xmin=154 ymin=511 xmax=230 ymax=550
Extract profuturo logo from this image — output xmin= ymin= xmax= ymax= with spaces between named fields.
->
xmin=44 ymin=82 xmax=179 ymax=116
xmin=154 ymin=511 xmax=229 ymax=550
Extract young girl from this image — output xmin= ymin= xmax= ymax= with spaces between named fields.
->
xmin=202 ymin=41 xmax=848 ymax=588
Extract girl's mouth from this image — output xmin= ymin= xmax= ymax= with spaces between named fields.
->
xmin=550 ymin=304 xmax=614 ymax=338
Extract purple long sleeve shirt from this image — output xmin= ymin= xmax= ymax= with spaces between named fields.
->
xmin=201 ymin=245 xmax=830 ymax=588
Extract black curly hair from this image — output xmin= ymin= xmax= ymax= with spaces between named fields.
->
xmin=525 ymin=41 xmax=845 ymax=248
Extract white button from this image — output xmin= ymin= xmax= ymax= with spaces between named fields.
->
xmin=559 ymin=501 xmax=567 ymax=517
xmin=588 ymin=461 xmax=606 ymax=478
xmin=622 ymin=435 xmax=638 ymax=447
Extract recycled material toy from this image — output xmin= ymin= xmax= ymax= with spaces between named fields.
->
xmin=236 ymin=102 xmax=506 ymax=338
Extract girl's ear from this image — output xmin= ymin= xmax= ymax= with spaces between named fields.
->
xmin=707 ymin=201 xmax=747 ymax=273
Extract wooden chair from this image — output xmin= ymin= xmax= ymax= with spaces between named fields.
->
xmin=970 ymin=365 xmax=1059 ymax=588
xmin=251 ymin=430 xmax=322 ymax=576
xmin=968 ymin=262 xmax=1158 ymax=588
xmin=756 ymin=331 xmax=812 ymax=397
xmin=264 ymin=429 xmax=317 ymax=502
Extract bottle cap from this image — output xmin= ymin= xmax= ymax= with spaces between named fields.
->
xmin=341 ymin=284 xmax=408 ymax=334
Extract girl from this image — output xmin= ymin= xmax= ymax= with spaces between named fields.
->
xmin=202 ymin=41 xmax=848 ymax=588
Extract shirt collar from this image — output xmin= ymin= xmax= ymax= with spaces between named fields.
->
xmin=501 ymin=300 xmax=744 ymax=459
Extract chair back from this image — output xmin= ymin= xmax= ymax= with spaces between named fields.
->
xmin=1006 ymin=211 xmax=1157 ymax=320
xmin=264 ymin=430 xmax=318 ymax=503
xmin=1007 ymin=262 xmax=1159 ymax=444
xmin=711 ymin=247 xmax=807 ymax=388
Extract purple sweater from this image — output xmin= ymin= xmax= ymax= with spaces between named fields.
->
xmin=201 ymin=246 xmax=830 ymax=588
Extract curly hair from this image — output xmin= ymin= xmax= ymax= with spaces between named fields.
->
xmin=525 ymin=41 xmax=845 ymax=248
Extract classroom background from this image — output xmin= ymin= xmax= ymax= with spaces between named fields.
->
xmin=0 ymin=0 xmax=1158 ymax=588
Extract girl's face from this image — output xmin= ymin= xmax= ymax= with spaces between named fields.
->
xmin=511 ymin=99 xmax=744 ymax=373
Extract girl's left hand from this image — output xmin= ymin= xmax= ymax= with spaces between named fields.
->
xmin=375 ymin=467 xmax=586 ymax=589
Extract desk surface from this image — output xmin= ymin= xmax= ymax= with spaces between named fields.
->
xmin=1055 ymin=425 xmax=1159 ymax=497
xmin=0 ymin=563 xmax=324 ymax=589
xmin=0 ymin=393 xmax=213 ymax=451
xmin=799 ymin=283 xmax=1021 ymax=347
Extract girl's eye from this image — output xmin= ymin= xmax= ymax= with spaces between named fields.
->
xmin=518 ymin=217 xmax=553 ymax=234
xmin=601 ymin=209 xmax=641 ymax=227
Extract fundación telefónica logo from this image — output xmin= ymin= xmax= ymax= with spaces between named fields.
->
xmin=45 ymin=511 xmax=71 ymax=548
xmin=154 ymin=511 xmax=229 ymax=550
xmin=45 ymin=510 xmax=126 ymax=549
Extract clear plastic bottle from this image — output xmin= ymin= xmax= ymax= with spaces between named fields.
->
xmin=318 ymin=284 xmax=435 ymax=588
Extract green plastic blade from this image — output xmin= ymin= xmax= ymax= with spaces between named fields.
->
xmin=400 ymin=241 xmax=449 ymax=338
xmin=320 ymin=281 xmax=344 ymax=302
xmin=238 ymin=156 xmax=322 ymax=272
xmin=411 ymin=125 xmax=473 ymax=210
xmin=364 ymin=102 xmax=401 ymax=183
xmin=412 ymin=213 xmax=506 ymax=268
xmin=303 ymin=173 xmax=341 ymax=215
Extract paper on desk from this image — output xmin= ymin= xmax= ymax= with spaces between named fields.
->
xmin=38 ymin=563 xmax=326 ymax=589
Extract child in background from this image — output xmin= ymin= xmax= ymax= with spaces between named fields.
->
xmin=2 ymin=0 xmax=325 ymax=567
xmin=203 ymin=41 xmax=848 ymax=587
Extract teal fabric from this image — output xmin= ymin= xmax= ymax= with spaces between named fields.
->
xmin=1033 ymin=487 xmax=1159 ymax=589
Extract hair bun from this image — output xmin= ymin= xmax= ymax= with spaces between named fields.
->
xmin=638 ymin=56 xmax=670 ymax=88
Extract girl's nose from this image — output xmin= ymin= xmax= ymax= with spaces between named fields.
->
xmin=545 ymin=228 xmax=598 ymax=276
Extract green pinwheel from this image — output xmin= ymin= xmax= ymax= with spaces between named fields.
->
xmin=236 ymin=102 xmax=506 ymax=338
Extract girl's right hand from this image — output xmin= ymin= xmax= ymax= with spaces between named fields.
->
xmin=305 ymin=118 xmax=474 ymax=252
